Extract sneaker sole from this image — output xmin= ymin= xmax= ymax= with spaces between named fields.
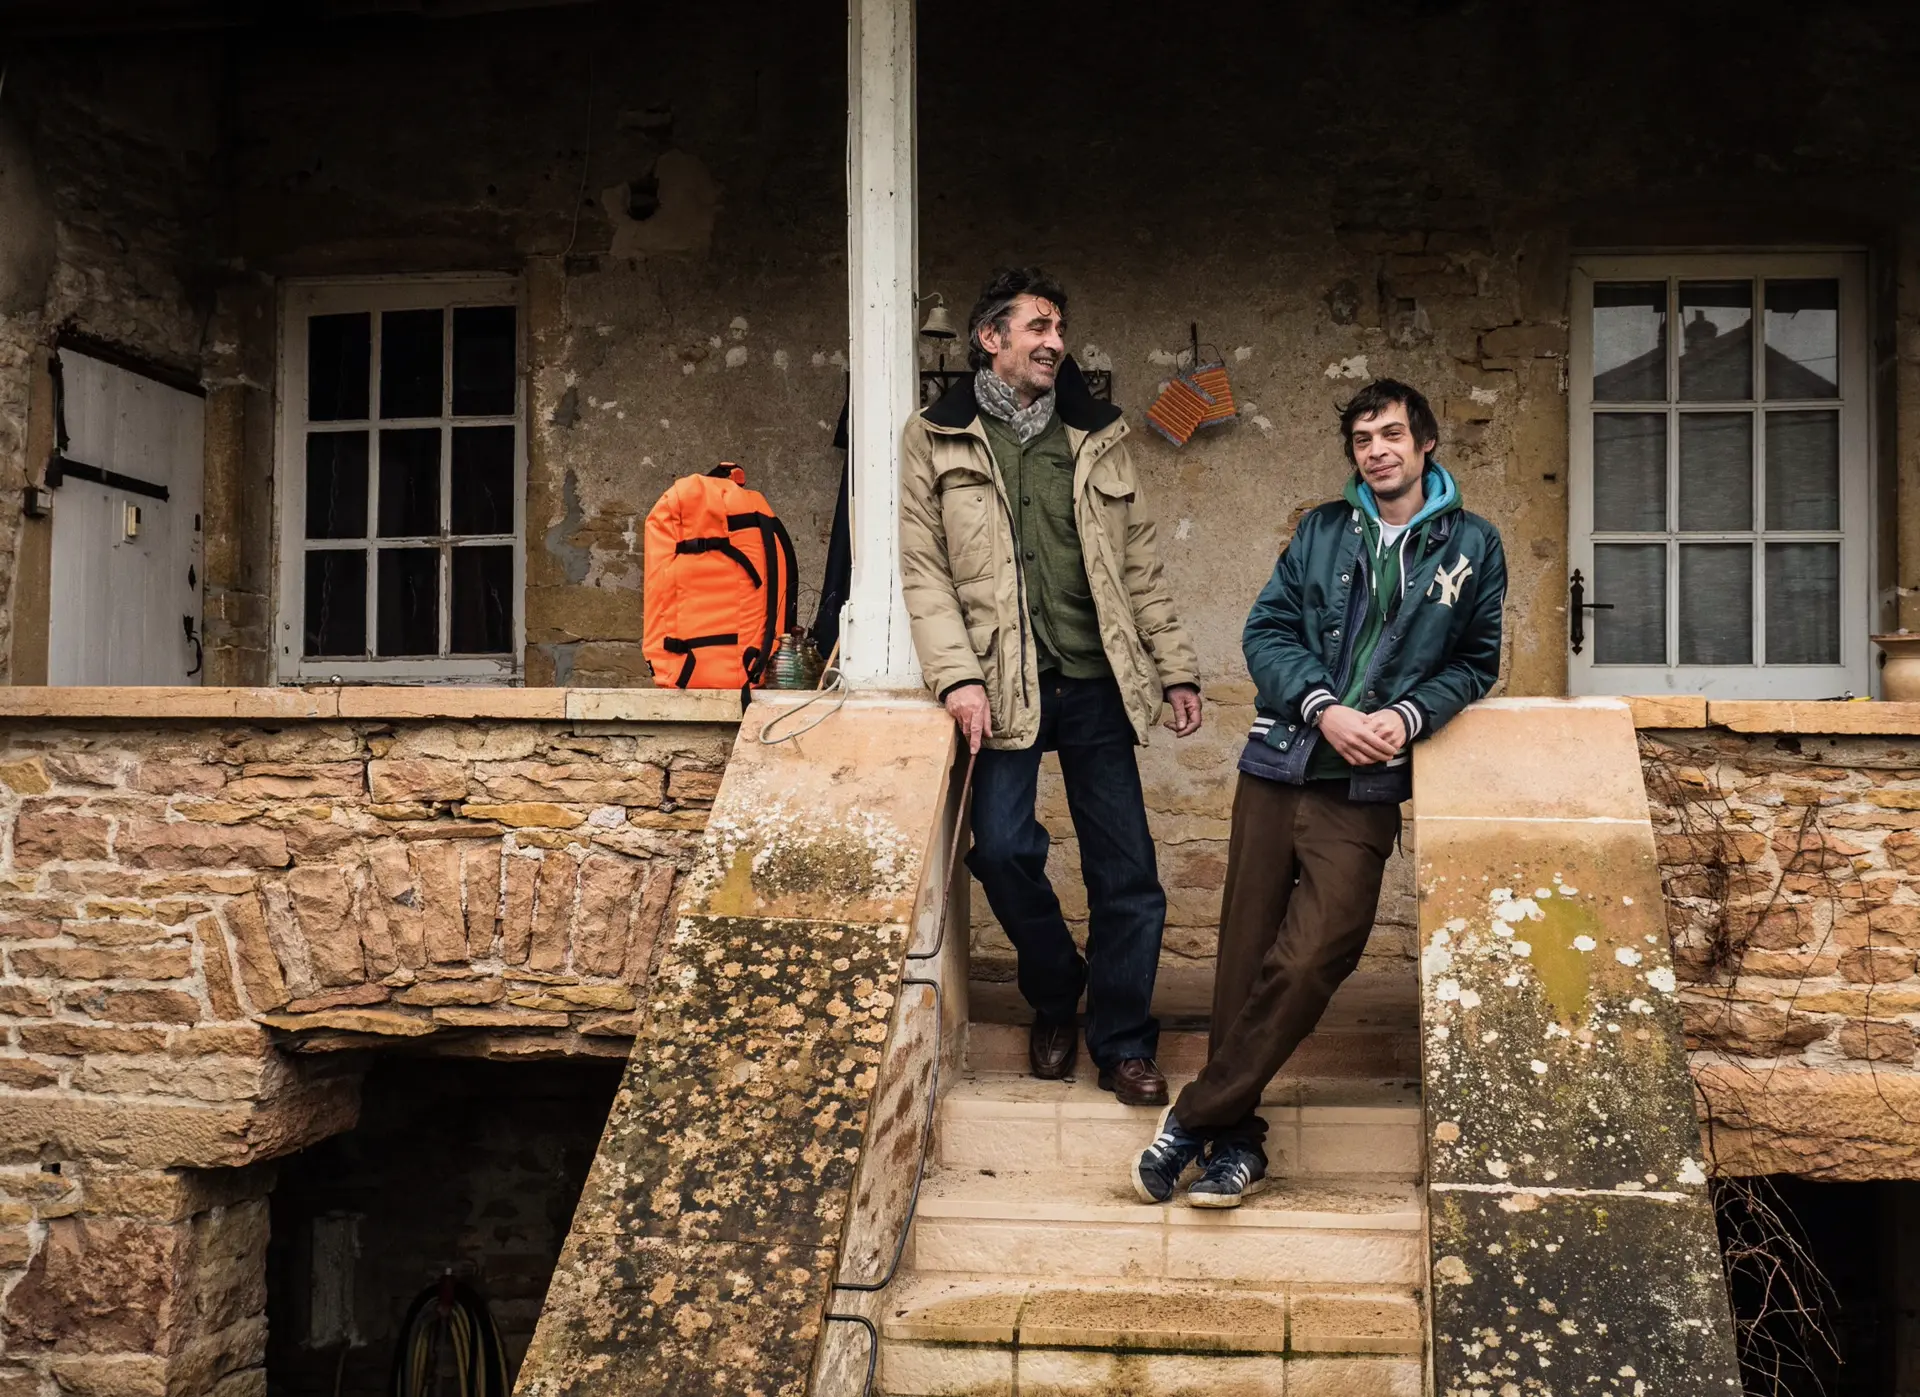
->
xmin=1185 ymin=1176 xmax=1271 ymax=1209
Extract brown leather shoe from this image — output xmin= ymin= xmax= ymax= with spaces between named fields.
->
xmin=1029 ymin=1020 xmax=1078 ymax=1080
xmin=1098 ymin=1058 xmax=1169 ymax=1107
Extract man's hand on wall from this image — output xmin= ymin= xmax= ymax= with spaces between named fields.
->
xmin=944 ymin=683 xmax=992 ymax=754
xmin=1319 ymin=705 xmax=1402 ymax=765
xmin=1163 ymin=684 xmax=1203 ymax=738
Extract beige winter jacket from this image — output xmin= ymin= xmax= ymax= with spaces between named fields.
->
xmin=897 ymin=359 xmax=1201 ymax=750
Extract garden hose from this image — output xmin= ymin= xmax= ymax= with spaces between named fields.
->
xmin=389 ymin=1276 xmax=508 ymax=1397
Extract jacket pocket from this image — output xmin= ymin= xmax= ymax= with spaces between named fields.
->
xmin=1078 ymin=468 xmax=1131 ymax=588
xmin=965 ymin=620 xmax=998 ymax=659
xmin=938 ymin=474 xmax=996 ymax=583
xmin=1086 ymin=464 xmax=1135 ymax=505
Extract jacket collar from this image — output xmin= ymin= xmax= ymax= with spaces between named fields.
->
xmin=921 ymin=355 xmax=1123 ymax=434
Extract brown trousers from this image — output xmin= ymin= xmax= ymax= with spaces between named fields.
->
xmin=1172 ymin=773 xmax=1400 ymax=1149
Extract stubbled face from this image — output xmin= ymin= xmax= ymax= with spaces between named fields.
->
xmin=979 ymin=294 xmax=1066 ymax=401
xmin=1348 ymin=402 xmax=1433 ymax=502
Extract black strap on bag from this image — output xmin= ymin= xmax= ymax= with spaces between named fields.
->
xmin=661 ymin=633 xmax=738 ymax=689
xmin=674 ymin=536 xmax=762 ymax=588
xmin=727 ymin=511 xmax=800 ymax=672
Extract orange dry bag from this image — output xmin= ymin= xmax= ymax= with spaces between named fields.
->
xmin=642 ymin=464 xmax=798 ymax=697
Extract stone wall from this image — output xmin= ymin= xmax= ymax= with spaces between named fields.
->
xmin=0 ymin=706 xmax=733 ymax=1397
xmin=1644 ymin=722 xmax=1920 ymax=1179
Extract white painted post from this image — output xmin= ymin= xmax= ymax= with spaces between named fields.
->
xmin=839 ymin=0 xmax=922 ymax=690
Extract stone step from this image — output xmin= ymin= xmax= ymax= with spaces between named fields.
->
xmin=879 ymin=1278 xmax=1421 ymax=1396
xmin=906 ymin=1167 xmax=1425 ymax=1287
xmin=935 ymin=1073 xmax=1425 ymax=1182
xmin=961 ymin=1022 xmax=1420 ymax=1079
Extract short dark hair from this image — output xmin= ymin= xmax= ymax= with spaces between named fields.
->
xmin=967 ymin=267 xmax=1069 ymax=372
xmin=1339 ymin=379 xmax=1439 ymax=465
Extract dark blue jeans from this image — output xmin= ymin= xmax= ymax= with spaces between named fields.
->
xmin=966 ymin=675 xmax=1164 ymax=1068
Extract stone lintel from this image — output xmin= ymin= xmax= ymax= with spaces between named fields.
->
xmin=1693 ymin=1062 xmax=1920 ymax=1180
xmin=75 ymin=1163 xmax=275 ymax=1222
xmin=1706 ymin=698 xmax=1920 ymax=734
xmin=0 ymin=1080 xmax=358 ymax=1171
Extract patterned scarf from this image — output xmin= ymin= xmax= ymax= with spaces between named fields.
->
xmin=974 ymin=367 xmax=1056 ymax=444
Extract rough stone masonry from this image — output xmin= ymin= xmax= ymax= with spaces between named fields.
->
xmin=0 ymin=708 xmax=731 ymax=1397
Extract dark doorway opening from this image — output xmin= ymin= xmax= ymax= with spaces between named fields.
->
xmin=265 ymin=1055 xmax=623 ymax=1397
xmin=1718 ymin=1175 xmax=1920 ymax=1396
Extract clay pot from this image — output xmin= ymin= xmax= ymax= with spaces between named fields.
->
xmin=1873 ymin=634 xmax=1920 ymax=702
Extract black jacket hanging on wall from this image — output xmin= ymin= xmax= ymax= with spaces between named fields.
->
xmin=810 ymin=387 xmax=852 ymax=657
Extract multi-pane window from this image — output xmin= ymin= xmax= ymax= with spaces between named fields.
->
xmin=278 ymin=279 xmax=523 ymax=681
xmin=1569 ymin=255 xmax=1869 ymax=699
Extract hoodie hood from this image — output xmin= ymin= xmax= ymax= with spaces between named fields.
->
xmin=1344 ymin=461 xmax=1461 ymax=529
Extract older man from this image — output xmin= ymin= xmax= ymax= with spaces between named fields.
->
xmin=897 ymin=267 xmax=1202 ymax=1106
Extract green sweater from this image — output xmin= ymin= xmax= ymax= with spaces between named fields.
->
xmin=980 ymin=412 xmax=1110 ymax=680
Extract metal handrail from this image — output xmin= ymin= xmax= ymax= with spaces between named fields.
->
xmin=822 ymin=748 xmax=976 ymax=1394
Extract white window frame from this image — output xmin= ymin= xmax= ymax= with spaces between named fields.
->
xmin=275 ymin=275 xmax=526 ymax=684
xmin=1568 ymin=251 xmax=1872 ymax=699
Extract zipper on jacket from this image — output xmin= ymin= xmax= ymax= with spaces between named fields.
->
xmin=1282 ymin=519 xmax=1371 ymax=774
xmin=1352 ymin=513 xmax=1459 ymax=707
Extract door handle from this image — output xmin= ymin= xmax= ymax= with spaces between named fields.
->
xmin=183 ymin=615 xmax=203 ymax=677
xmin=1569 ymin=569 xmax=1614 ymax=656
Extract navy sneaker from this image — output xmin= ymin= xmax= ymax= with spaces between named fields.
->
xmin=1131 ymin=1107 xmax=1206 ymax=1203
xmin=1186 ymin=1142 xmax=1269 ymax=1208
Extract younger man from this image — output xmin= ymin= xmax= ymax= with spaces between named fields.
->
xmin=1132 ymin=379 xmax=1506 ymax=1205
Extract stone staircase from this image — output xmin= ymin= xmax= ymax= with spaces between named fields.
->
xmin=873 ymin=1024 xmax=1427 ymax=1396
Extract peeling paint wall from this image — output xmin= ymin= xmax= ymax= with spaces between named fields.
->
xmin=923 ymin=1 xmax=1920 ymax=998
xmin=0 ymin=7 xmax=852 ymax=687
xmin=230 ymin=8 xmax=852 ymax=687
xmin=0 ymin=47 xmax=222 ymax=680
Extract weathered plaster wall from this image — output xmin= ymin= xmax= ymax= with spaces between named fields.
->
xmin=0 ymin=7 xmax=853 ymax=687
xmin=0 ymin=44 xmax=223 ymax=682
xmin=927 ymin=1 xmax=1920 ymax=1006
xmin=222 ymin=7 xmax=852 ymax=686
xmin=1645 ymin=726 xmax=1920 ymax=1178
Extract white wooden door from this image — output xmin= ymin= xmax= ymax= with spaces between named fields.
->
xmin=48 ymin=348 xmax=205 ymax=686
xmin=1568 ymin=254 xmax=1872 ymax=699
